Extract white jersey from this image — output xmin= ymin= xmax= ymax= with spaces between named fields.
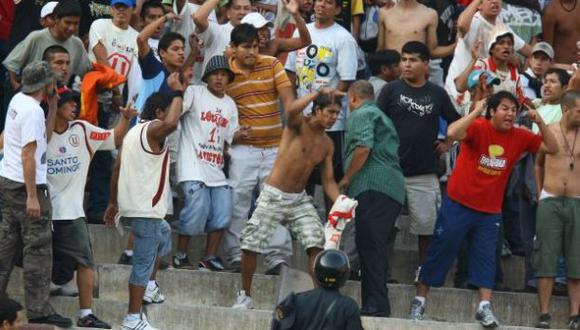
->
xmin=178 ymin=86 xmax=239 ymax=186
xmin=47 ymin=121 xmax=115 ymax=220
xmin=118 ymin=121 xmax=170 ymax=219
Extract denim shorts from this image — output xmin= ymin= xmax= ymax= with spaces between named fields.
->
xmin=128 ymin=218 xmax=172 ymax=287
xmin=178 ymin=181 xmax=233 ymax=236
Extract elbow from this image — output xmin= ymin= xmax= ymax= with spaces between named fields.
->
xmin=165 ymin=121 xmax=179 ymax=133
xmin=446 ymin=128 xmax=460 ymax=141
xmin=193 ymin=14 xmax=204 ymax=28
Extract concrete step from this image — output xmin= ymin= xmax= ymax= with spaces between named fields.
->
xmin=8 ymin=264 xmax=565 ymax=328
xmin=13 ymin=295 xmax=547 ymax=330
xmin=84 ymin=223 xmax=526 ymax=289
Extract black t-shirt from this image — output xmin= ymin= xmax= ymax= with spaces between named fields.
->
xmin=289 ymin=288 xmax=362 ymax=330
xmin=378 ymin=79 xmax=460 ymax=177
xmin=8 ymin=0 xmax=47 ymax=48
xmin=79 ymin=0 xmax=111 ymax=38
xmin=419 ymin=0 xmax=457 ymax=47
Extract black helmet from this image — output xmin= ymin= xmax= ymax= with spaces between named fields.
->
xmin=314 ymin=249 xmax=350 ymax=289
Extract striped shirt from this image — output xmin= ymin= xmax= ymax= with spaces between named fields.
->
xmin=227 ymin=55 xmax=291 ymax=147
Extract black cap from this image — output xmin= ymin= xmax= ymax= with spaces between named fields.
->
xmin=314 ymin=249 xmax=350 ymax=289
xmin=202 ymin=55 xmax=234 ymax=83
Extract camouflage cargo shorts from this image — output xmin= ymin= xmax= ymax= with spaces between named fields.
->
xmin=240 ymin=184 xmax=324 ymax=253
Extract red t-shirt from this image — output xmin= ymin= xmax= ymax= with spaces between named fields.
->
xmin=447 ymin=118 xmax=542 ymax=214
xmin=0 ymin=0 xmax=15 ymax=40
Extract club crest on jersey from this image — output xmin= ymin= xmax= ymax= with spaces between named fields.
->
xmin=69 ymin=134 xmax=80 ymax=147
xmin=59 ymin=146 xmax=67 ymax=154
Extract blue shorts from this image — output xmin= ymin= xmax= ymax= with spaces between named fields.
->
xmin=178 ymin=181 xmax=233 ymax=236
xmin=129 ymin=218 xmax=172 ymax=287
xmin=418 ymin=195 xmax=501 ymax=289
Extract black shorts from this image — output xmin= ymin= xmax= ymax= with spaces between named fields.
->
xmin=52 ymin=218 xmax=94 ymax=285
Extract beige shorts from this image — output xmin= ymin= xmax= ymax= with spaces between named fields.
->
xmin=405 ymin=174 xmax=441 ymax=235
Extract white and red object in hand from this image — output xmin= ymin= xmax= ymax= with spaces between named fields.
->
xmin=324 ymin=195 xmax=358 ymax=250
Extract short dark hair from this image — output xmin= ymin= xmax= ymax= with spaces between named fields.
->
xmin=544 ymin=68 xmax=571 ymax=87
xmin=0 ymin=295 xmax=22 ymax=325
xmin=53 ymin=0 xmax=82 ymax=19
xmin=230 ymin=23 xmax=259 ymax=46
xmin=141 ymin=92 xmax=173 ymax=121
xmin=141 ymin=0 xmax=165 ymax=19
xmin=42 ymin=45 xmax=69 ymax=62
xmin=312 ymin=94 xmax=342 ymax=114
xmin=159 ymin=32 xmax=185 ymax=52
xmin=562 ymin=89 xmax=580 ymax=109
xmin=368 ymin=49 xmax=400 ymax=76
xmin=401 ymin=41 xmax=430 ymax=62
xmin=485 ymin=91 xmax=519 ymax=119
xmin=314 ymin=0 xmax=342 ymax=7
xmin=225 ymin=0 xmax=251 ymax=9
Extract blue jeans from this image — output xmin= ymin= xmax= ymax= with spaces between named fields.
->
xmin=178 ymin=181 xmax=233 ymax=235
xmin=129 ymin=219 xmax=172 ymax=287
xmin=419 ymin=195 xmax=501 ymax=289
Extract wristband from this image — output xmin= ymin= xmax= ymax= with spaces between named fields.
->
xmin=171 ymin=90 xmax=184 ymax=99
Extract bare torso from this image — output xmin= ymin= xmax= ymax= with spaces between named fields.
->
xmin=542 ymin=123 xmax=580 ymax=196
xmin=379 ymin=3 xmax=437 ymax=52
xmin=266 ymin=118 xmax=333 ymax=193
xmin=544 ymin=0 xmax=580 ymax=64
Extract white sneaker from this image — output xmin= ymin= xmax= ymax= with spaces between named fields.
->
xmin=121 ymin=314 xmax=159 ymax=330
xmin=232 ymin=290 xmax=253 ymax=309
xmin=143 ymin=282 xmax=165 ymax=304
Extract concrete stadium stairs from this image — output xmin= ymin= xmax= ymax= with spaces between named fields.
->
xmin=6 ymin=223 xmax=568 ymax=329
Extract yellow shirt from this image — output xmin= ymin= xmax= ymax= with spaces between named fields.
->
xmin=227 ymin=55 xmax=291 ymax=147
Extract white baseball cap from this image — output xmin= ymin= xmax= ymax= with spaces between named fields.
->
xmin=241 ymin=12 xmax=273 ymax=29
xmin=40 ymin=1 xmax=59 ymax=19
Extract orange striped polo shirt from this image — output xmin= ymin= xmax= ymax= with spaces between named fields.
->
xmin=227 ymin=55 xmax=291 ymax=147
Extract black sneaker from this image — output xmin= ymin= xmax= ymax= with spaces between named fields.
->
xmin=198 ymin=256 xmax=225 ymax=271
xmin=265 ymin=262 xmax=286 ymax=275
xmin=118 ymin=252 xmax=133 ymax=265
xmin=29 ymin=313 xmax=73 ymax=328
xmin=228 ymin=259 xmax=241 ymax=273
xmin=569 ymin=315 xmax=579 ymax=330
xmin=172 ymin=255 xmax=191 ymax=269
xmin=535 ymin=313 xmax=551 ymax=329
xmin=77 ymin=314 xmax=112 ymax=329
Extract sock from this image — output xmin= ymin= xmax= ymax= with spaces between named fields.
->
xmin=125 ymin=313 xmax=140 ymax=322
xmin=125 ymin=250 xmax=133 ymax=257
xmin=79 ymin=309 xmax=92 ymax=318
xmin=414 ymin=296 xmax=426 ymax=306
xmin=176 ymin=251 xmax=187 ymax=259
xmin=478 ymin=300 xmax=490 ymax=311
xmin=147 ymin=280 xmax=157 ymax=291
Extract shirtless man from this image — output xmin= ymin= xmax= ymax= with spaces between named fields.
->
xmin=534 ymin=89 xmax=580 ymax=329
xmin=542 ymin=0 xmax=580 ymax=65
xmin=241 ymin=0 xmax=311 ymax=57
xmin=231 ymin=88 xmax=351 ymax=310
xmin=376 ymin=0 xmax=455 ymax=58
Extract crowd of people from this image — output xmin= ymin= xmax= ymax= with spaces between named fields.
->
xmin=0 ymin=0 xmax=578 ymax=329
